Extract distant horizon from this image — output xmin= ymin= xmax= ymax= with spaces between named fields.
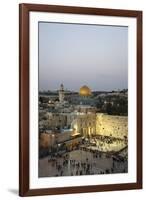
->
xmin=39 ymin=22 xmax=128 ymax=91
xmin=39 ymin=86 xmax=128 ymax=93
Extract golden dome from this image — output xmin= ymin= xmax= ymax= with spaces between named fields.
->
xmin=79 ymin=85 xmax=92 ymax=96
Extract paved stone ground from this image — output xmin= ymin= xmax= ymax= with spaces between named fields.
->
xmin=39 ymin=149 xmax=127 ymax=177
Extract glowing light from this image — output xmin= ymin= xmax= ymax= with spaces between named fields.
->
xmin=73 ymin=124 xmax=78 ymax=132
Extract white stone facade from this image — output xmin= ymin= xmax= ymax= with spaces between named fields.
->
xmin=96 ymin=113 xmax=128 ymax=139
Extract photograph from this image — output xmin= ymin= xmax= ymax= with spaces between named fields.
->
xmin=19 ymin=4 xmax=142 ymax=196
xmin=38 ymin=22 xmax=128 ymax=178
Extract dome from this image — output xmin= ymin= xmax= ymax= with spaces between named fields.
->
xmin=79 ymin=85 xmax=92 ymax=96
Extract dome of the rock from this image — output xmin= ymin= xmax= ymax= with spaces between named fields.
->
xmin=79 ymin=85 xmax=92 ymax=96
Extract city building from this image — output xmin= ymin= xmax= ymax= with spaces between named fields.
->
xmin=39 ymin=83 xmax=128 ymax=176
xmin=39 ymin=84 xmax=128 ymax=139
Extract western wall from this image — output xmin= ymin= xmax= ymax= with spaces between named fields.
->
xmin=96 ymin=113 xmax=128 ymax=139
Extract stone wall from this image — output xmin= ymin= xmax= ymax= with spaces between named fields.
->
xmin=56 ymin=131 xmax=72 ymax=143
xmin=71 ymin=113 xmax=96 ymax=137
xmin=96 ymin=113 xmax=128 ymax=139
xmin=39 ymin=133 xmax=56 ymax=148
xmin=41 ymin=112 xmax=128 ymax=140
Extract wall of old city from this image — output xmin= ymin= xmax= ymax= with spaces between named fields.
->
xmin=43 ymin=111 xmax=128 ymax=140
xmin=96 ymin=113 xmax=128 ymax=139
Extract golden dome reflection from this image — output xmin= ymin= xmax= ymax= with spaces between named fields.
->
xmin=79 ymin=85 xmax=92 ymax=96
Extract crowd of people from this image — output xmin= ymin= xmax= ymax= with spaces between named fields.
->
xmin=45 ymin=135 xmax=128 ymax=177
xmin=89 ymin=135 xmax=127 ymax=152
xmin=48 ymin=153 xmax=105 ymax=176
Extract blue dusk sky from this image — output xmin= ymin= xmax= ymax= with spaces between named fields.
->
xmin=39 ymin=22 xmax=128 ymax=92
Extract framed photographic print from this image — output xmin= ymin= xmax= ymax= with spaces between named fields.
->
xmin=19 ymin=3 xmax=142 ymax=196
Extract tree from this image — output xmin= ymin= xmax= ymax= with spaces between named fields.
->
xmin=106 ymin=103 xmax=112 ymax=115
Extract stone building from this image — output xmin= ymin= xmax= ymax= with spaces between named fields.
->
xmin=39 ymin=129 xmax=82 ymax=152
xmin=39 ymin=84 xmax=128 ymax=142
xmin=45 ymin=112 xmax=67 ymax=129
xmin=71 ymin=113 xmax=96 ymax=137
xmin=59 ymin=83 xmax=65 ymax=103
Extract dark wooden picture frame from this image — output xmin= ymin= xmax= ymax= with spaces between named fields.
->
xmin=19 ymin=3 xmax=142 ymax=197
